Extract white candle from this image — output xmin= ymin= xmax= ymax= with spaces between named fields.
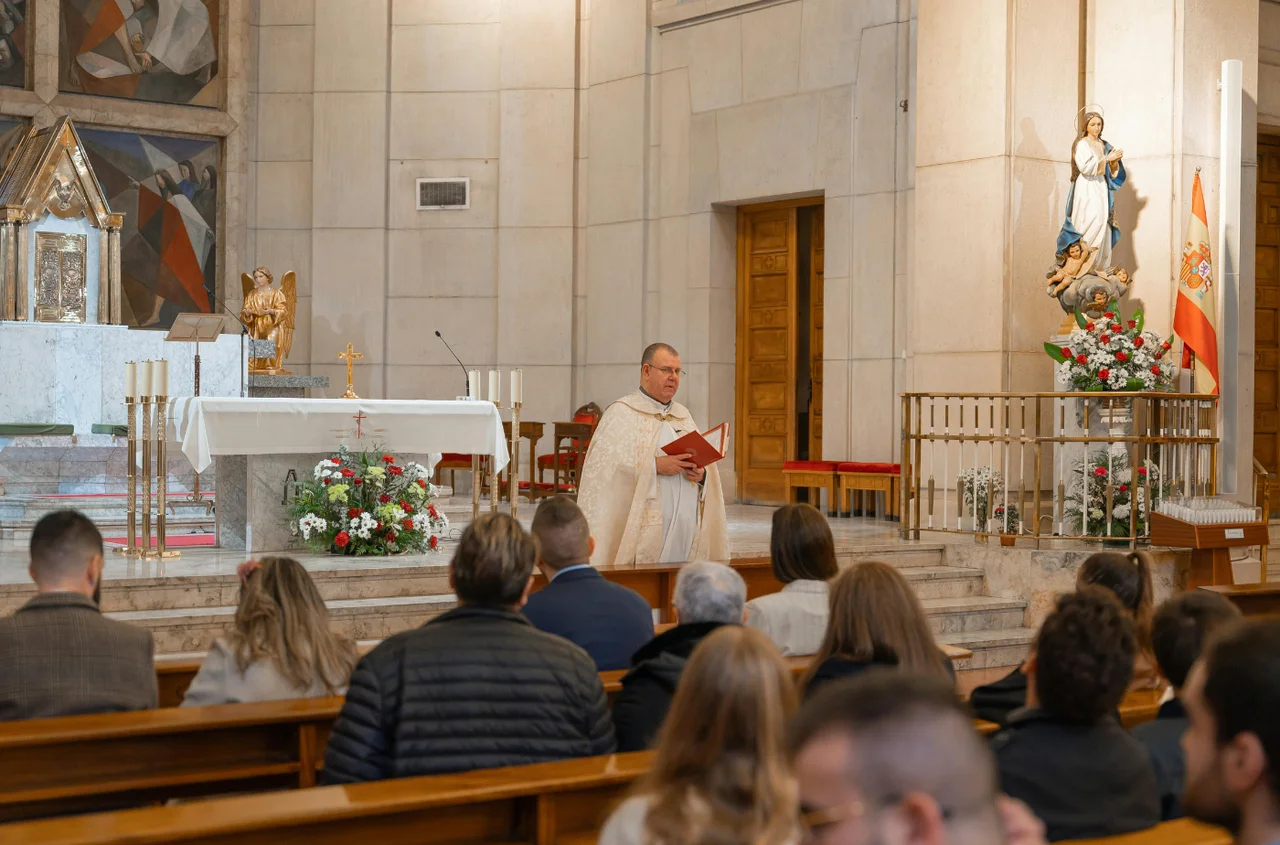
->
xmin=488 ymin=370 xmax=500 ymax=405
xmin=467 ymin=369 xmax=480 ymax=399
xmin=138 ymin=360 xmax=153 ymax=397
xmin=125 ymin=361 xmax=136 ymax=398
xmin=154 ymin=359 xmax=169 ymax=396
xmin=511 ymin=368 xmax=523 ymax=405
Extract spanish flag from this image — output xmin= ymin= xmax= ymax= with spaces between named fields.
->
xmin=1173 ymin=170 xmax=1220 ymax=395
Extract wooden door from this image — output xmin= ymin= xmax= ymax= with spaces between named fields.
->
xmin=809 ymin=206 xmax=824 ymax=460
xmin=736 ymin=207 xmax=798 ymax=503
xmin=1256 ymin=137 xmax=1280 ymax=476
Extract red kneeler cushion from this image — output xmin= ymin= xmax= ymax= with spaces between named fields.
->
xmin=837 ymin=462 xmax=901 ymax=474
xmin=782 ymin=461 xmax=840 ymax=472
xmin=439 ymin=453 xmax=472 ymax=465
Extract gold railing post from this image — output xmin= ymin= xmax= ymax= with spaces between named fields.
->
xmin=471 ymin=454 xmax=481 ymax=520
xmin=140 ymin=392 xmax=153 ymax=554
xmin=510 ymin=401 xmax=522 ymax=523
xmin=1033 ymin=397 xmax=1043 ymax=549
xmin=913 ymin=395 xmax=923 ymax=540
xmin=149 ymin=395 xmax=179 ymax=560
xmin=114 ymin=392 xmax=140 ymax=557
xmin=900 ymin=395 xmax=910 ymax=541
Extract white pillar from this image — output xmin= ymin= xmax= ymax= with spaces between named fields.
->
xmin=1219 ymin=59 xmax=1243 ymax=492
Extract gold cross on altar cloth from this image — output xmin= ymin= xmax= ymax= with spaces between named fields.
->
xmin=338 ymin=343 xmax=362 ymax=399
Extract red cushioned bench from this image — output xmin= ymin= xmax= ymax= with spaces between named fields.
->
xmin=781 ymin=460 xmax=839 ymax=516
xmin=837 ymin=462 xmax=902 ymax=521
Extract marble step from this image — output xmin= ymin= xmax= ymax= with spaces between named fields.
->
xmin=891 ymin=565 xmax=986 ymax=599
xmin=938 ymin=626 xmax=1036 ymax=672
xmin=110 ymin=590 xmax=1024 ymax=656
xmin=109 ymin=594 xmax=460 ymax=654
xmin=0 ymin=514 xmax=215 ymax=542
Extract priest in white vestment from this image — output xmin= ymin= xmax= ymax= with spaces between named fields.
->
xmin=577 ymin=343 xmax=730 ymax=566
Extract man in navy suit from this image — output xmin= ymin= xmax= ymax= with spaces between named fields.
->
xmin=522 ymin=495 xmax=655 ymax=670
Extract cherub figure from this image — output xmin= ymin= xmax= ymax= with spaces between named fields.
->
xmin=1046 ymin=238 xmax=1099 ymax=297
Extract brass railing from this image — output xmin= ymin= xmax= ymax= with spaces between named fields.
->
xmin=1254 ymin=458 xmax=1272 ymax=583
xmin=900 ymin=392 xmax=1221 ymax=549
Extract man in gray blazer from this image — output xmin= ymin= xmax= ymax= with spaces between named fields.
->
xmin=0 ymin=510 xmax=157 ymax=721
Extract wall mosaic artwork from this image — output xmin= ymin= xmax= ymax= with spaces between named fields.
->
xmin=59 ymin=0 xmax=221 ymax=107
xmin=76 ymin=126 xmax=218 ymax=328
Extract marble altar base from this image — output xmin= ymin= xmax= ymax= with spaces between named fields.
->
xmin=247 ymin=373 xmax=330 ymax=399
xmin=0 ymin=322 xmax=245 ymax=434
xmin=0 ymin=434 xmax=210 ymax=495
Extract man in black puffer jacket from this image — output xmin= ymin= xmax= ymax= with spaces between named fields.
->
xmin=323 ymin=513 xmax=615 ymax=783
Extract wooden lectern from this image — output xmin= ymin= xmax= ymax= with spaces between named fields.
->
xmin=165 ymin=313 xmax=226 ymax=509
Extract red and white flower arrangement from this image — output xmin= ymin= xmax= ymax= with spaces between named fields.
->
xmin=287 ymin=445 xmax=449 ymax=555
xmin=1044 ymin=303 xmax=1176 ymax=392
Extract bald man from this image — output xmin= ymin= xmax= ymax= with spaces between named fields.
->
xmin=0 ymin=510 xmax=156 ymax=721
xmin=791 ymin=672 xmax=1046 ymax=845
xmin=577 ymin=343 xmax=729 ymax=566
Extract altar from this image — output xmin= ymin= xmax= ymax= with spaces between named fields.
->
xmin=169 ymin=397 xmax=509 ymax=551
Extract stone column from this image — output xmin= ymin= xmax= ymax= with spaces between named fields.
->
xmin=0 ymin=220 xmax=11 ymax=321
xmin=108 ymin=223 xmax=122 ymax=324
xmin=1087 ymin=0 xmax=1259 ymax=493
xmin=96 ymin=227 xmax=109 ymax=323
xmin=14 ymin=221 xmax=26 ymax=321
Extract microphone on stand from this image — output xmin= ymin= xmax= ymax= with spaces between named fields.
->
xmin=435 ymin=331 xmax=470 ymax=398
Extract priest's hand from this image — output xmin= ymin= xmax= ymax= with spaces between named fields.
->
xmin=683 ymin=466 xmax=705 ymax=484
xmin=657 ymin=453 xmax=695 ymax=476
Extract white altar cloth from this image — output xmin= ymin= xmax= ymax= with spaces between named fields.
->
xmin=170 ymin=397 xmax=509 ymax=474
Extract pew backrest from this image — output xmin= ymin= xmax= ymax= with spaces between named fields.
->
xmin=1065 ymin=818 xmax=1231 ymax=845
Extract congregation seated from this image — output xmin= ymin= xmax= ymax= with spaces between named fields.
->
xmin=803 ymin=560 xmax=954 ymax=698
xmin=1181 ymin=618 xmax=1280 ymax=845
xmin=322 ymin=512 xmax=614 ymax=783
xmin=522 ymin=495 xmax=654 ymax=671
xmin=612 ymin=560 xmax=746 ymax=751
xmin=181 ymin=557 xmax=356 ymax=706
xmin=744 ymin=502 xmax=837 ymax=656
xmin=599 ymin=625 xmax=797 ymax=845
xmin=971 ymin=549 xmax=1155 ymax=725
xmin=992 ymin=587 xmax=1160 ymax=841
xmin=792 ymin=672 xmax=1044 ymax=845
xmin=0 ymin=510 xmax=156 ymax=721
xmin=1132 ymin=590 xmax=1240 ymax=820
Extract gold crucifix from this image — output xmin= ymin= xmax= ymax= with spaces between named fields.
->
xmin=338 ymin=343 xmax=362 ymax=399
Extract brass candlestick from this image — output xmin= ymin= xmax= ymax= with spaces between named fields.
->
xmin=148 ymin=395 xmax=180 ymax=559
xmin=471 ymin=454 xmax=481 ymax=520
xmin=113 ymin=394 xmax=141 ymax=557
xmin=510 ymin=401 xmax=522 ymax=522
xmin=140 ymin=393 xmax=153 ymax=554
xmin=490 ymin=400 xmax=500 ymax=515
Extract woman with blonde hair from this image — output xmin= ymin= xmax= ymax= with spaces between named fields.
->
xmin=182 ymin=557 xmax=356 ymax=706
xmin=598 ymin=626 xmax=798 ymax=845
xmin=803 ymin=561 xmax=953 ymax=697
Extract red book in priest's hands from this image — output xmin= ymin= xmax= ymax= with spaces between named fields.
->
xmin=661 ymin=422 xmax=730 ymax=469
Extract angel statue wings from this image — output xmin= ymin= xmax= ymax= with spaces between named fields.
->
xmin=240 ymin=266 xmax=297 ymax=374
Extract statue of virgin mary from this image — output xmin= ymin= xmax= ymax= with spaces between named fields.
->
xmin=1058 ymin=108 xmax=1126 ymax=270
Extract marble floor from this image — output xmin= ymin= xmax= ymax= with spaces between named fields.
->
xmin=0 ymin=503 xmax=909 ymax=584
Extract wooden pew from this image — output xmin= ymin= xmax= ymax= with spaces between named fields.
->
xmin=1199 ymin=582 xmax=1280 ymax=617
xmin=1067 ymin=818 xmax=1231 ymax=844
xmin=1 ymin=751 xmax=656 ymax=845
xmin=0 ymin=697 xmax=342 ymax=823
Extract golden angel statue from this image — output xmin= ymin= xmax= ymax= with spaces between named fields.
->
xmin=240 ymin=266 xmax=297 ymax=374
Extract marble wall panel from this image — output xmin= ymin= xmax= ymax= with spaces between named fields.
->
xmin=512 ymin=364 xmax=574 ymax=441
xmin=816 ymin=85 xmax=853 ymax=198
xmin=310 ymin=229 xmax=388 ymax=365
xmin=707 ymin=286 xmax=735 ymax=365
xmin=391 ymin=24 xmax=501 ymax=93
xmin=256 ymin=161 xmax=313 ymax=229
xmin=54 ymin=325 xmax=103 ymax=433
xmin=850 ymin=193 xmax=894 ymax=361
xmin=312 ymin=93 xmax=389 ymax=228
xmin=716 ymin=93 xmax=821 ymax=202
xmin=657 ymin=216 xmax=690 ymax=354
xmin=823 ymin=276 xmax=851 ymax=362
xmin=256 ymin=94 xmax=313 ymax=161
xmin=3 ymin=326 xmax=62 ymax=424
xmin=853 ymin=23 xmax=899 ymax=196
xmin=386 ymin=296 xmax=497 ymax=367
xmin=1011 ymin=0 xmax=1078 ymax=162
xmin=259 ymin=0 xmax=315 ymax=25
xmin=798 ymin=0 xmax=861 ymax=93
xmin=688 ymin=16 xmax=743 ymax=114
xmin=584 ymin=364 xmax=640 ymax=409
xmin=590 ymin=0 xmax=649 ymax=85
xmin=394 ymin=0 xmax=501 ymax=24
xmin=740 ymin=3 xmax=803 ymax=104
xmin=257 ymin=24 xmax=315 ymax=94
xmin=384 ymin=364 xmax=476 ymax=400
xmin=585 ymin=221 xmax=645 ymax=364
xmin=388 ymin=159 xmax=499 ymax=230
xmin=1088 ymin=0 xmax=1175 ymax=159
xmin=497 ymin=227 xmax=574 ymax=365
xmin=499 ymin=90 xmax=576 ymax=227
xmin=850 ymin=359 xmax=895 ymax=461
xmin=388 ymin=229 xmax=498 ymax=298
xmin=500 ymin=0 xmax=578 ymax=90
xmin=313 ymin=0 xmax=390 ymax=93
xmin=915 ymin=0 xmax=1008 ymax=167
xmin=821 ymin=357 xmax=850 ymax=460
xmin=659 ymin=69 xmax=691 ymax=219
xmin=587 ymin=75 xmax=647 ymax=225
xmin=688 ymin=111 xmax=721 ymax=213
xmin=389 ymin=93 xmax=501 ymax=160
xmin=1009 ymin=158 xmax=1072 ymax=353
xmin=311 ymin=363 xmax=385 ymax=400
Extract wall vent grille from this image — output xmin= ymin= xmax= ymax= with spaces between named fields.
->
xmin=416 ymin=178 xmax=470 ymax=210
